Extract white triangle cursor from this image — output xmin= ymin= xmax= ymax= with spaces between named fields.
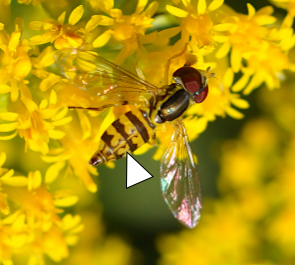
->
xmin=126 ymin=152 xmax=153 ymax=188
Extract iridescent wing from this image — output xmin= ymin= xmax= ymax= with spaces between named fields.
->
xmin=54 ymin=48 xmax=159 ymax=110
xmin=160 ymin=121 xmax=201 ymax=228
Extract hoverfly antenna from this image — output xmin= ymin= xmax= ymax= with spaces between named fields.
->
xmin=164 ymin=43 xmax=189 ymax=85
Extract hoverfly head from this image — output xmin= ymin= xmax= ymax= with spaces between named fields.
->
xmin=173 ymin=66 xmax=214 ymax=103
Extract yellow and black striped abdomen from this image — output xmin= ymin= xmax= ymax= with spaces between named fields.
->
xmin=89 ymin=108 xmax=155 ymax=165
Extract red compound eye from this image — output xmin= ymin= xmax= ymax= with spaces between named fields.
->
xmin=194 ymin=85 xmax=208 ymax=103
xmin=173 ymin=66 xmax=208 ymax=103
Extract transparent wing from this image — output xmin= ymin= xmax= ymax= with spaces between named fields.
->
xmin=55 ymin=48 xmax=159 ymax=108
xmin=160 ymin=121 xmax=201 ymax=228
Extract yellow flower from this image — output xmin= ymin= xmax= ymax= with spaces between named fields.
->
xmin=0 ymin=90 xmax=72 ymax=155
xmin=166 ymin=0 xmax=225 ymax=50
xmin=157 ymin=201 xmax=257 ymax=264
xmin=0 ymin=19 xmax=32 ymax=102
xmin=29 ymin=5 xmax=87 ymax=49
xmin=0 ymin=158 xmax=81 ymax=264
xmin=90 ymin=0 xmax=159 ymax=64
xmin=31 ymin=46 xmax=62 ymax=92
xmin=216 ymin=4 xmax=291 ymax=93
xmin=269 ymin=0 xmax=295 ymax=27
xmin=17 ymin=0 xmax=45 ymax=5
xmin=2 ymin=0 xmax=295 ymax=263
xmin=41 ymin=113 xmax=99 ymax=192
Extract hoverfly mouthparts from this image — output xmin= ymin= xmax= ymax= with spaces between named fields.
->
xmin=173 ymin=66 xmax=209 ymax=103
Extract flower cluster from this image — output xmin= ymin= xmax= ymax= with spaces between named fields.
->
xmin=0 ymin=0 xmax=294 ymax=264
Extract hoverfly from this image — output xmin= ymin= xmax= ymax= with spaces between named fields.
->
xmin=55 ymin=48 xmax=213 ymax=228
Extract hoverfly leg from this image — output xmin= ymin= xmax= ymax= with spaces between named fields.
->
xmin=68 ymin=106 xmax=105 ymax=111
xmin=134 ymin=31 xmax=146 ymax=81
xmin=148 ymin=132 xmax=157 ymax=146
xmin=164 ymin=43 xmax=189 ymax=85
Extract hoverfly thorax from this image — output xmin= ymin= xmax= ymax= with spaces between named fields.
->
xmin=173 ymin=66 xmax=209 ymax=103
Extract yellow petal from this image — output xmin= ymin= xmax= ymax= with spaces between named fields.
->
xmin=225 ymin=106 xmax=244 ymax=119
xmin=101 ymin=0 xmax=114 ymax=11
xmin=77 ymin=111 xmax=91 ymax=140
xmin=208 ymin=0 xmax=224 ymax=12
xmin=135 ymin=0 xmax=148 ymax=14
xmin=247 ymin=3 xmax=256 ymax=19
xmin=13 ymin=57 xmax=32 ymax=79
xmin=109 ymin=8 xmax=122 ymax=18
xmin=145 ymin=1 xmax=159 ymax=16
xmin=67 ymin=36 xmax=84 ymax=48
xmin=65 ymin=235 xmax=79 ymax=246
xmin=231 ymin=98 xmax=249 ymax=109
xmin=54 ymin=196 xmax=79 ymax=207
xmin=223 ymin=68 xmax=234 ymax=88
xmin=21 ymin=97 xmax=38 ymax=113
xmin=0 ymin=112 xmax=19 ymax=121
xmin=232 ymin=73 xmax=250 ymax=92
xmin=166 ymin=5 xmax=188 ymax=17
xmin=28 ymin=171 xmax=42 ymax=191
xmin=28 ymin=21 xmax=44 ymax=30
xmin=49 ymin=89 xmax=57 ymax=105
xmin=198 ymin=0 xmax=207 ymax=14
xmin=1 ymin=169 xmax=14 ymax=179
xmin=58 ymin=11 xmax=66 ymax=25
xmin=0 ymin=192 xmax=9 ymax=215
xmin=181 ymin=0 xmax=189 ymax=7
xmin=1 ymin=176 xmax=28 ymax=187
xmin=213 ymin=23 xmax=233 ymax=31
xmin=243 ymin=73 xmax=264 ymax=95
xmin=39 ymin=74 xmax=61 ymax=92
xmin=214 ymin=35 xmax=229 ymax=43
xmin=45 ymin=161 xmax=65 ymax=183
xmin=39 ymin=99 xmax=48 ymax=109
xmin=0 ymin=84 xmax=11 ymax=93
xmin=30 ymin=34 xmax=53 ymax=45
xmin=133 ymin=143 xmax=152 ymax=155
xmin=254 ymin=15 xmax=276 ymax=26
xmin=48 ymin=130 xmax=66 ymax=139
xmin=230 ymin=47 xmax=241 ymax=73
xmin=69 ymin=5 xmax=84 ymax=25
xmin=8 ymin=32 xmax=21 ymax=52
xmin=0 ymin=122 xmax=18 ymax=132
xmin=11 ymin=214 xmax=26 ymax=230
xmin=0 ymin=131 xmax=18 ymax=140
xmin=86 ymin=15 xmax=102 ymax=32
xmin=39 ymin=49 xmax=56 ymax=67
xmin=52 ymin=116 xmax=72 ymax=126
xmin=93 ymin=30 xmax=113 ymax=48
xmin=98 ymin=16 xmax=114 ymax=25
xmin=63 ymin=214 xmax=81 ymax=230
xmin=53 ymin=107 xmax=68 ymax=121
xmin=158 ymin=27 xmax=181 ymax=38
xmin=0 ymin=152 xmax=6 ymax=167
xmin=68 ymin=224 xmax=84 ymax=234
xmin=216 ymin=41 xmax=231 ymax=58
xmin=42 ymin=153 xmax=73 ymax=163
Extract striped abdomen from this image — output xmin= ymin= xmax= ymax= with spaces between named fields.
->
xmin=89 ymin=108 xmax=155 ymax=165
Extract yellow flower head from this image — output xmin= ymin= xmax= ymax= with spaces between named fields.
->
xmin=166 ymin=0 xmax=225 ymax=50
xmin=0 ymin=154 xmax=82 ymax=264
xmin=0 ymin=19 xmax=32 ymax=102
xmin=0 ymin=90 xmax=72 ymax=155
xmin=29 ymin=5 xmax=87 ymax=49
xmin=1 ymin=0 xmax=295 ymax=263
